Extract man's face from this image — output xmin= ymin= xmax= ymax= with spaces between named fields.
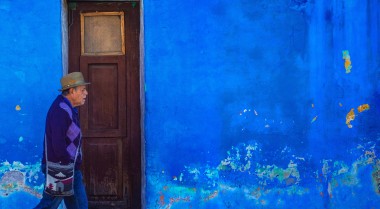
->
xmin=70 ymin=85 xmax=88 ymax=107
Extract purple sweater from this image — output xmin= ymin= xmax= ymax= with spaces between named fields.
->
xmin=42 ymin=95 xmax=82 ymax=170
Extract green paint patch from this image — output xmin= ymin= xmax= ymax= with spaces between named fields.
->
xmin=342 ymin=50 xmax=352 ymax=73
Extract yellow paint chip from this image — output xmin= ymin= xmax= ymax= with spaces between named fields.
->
xmin=357 ymin=104 xmax=370 ymax=113
xmin=346 ymin=108 xmax=355 ymax=128
xmin=344 ymin=104 xmax=369 ymax=128
xmin=15 ymin=105 xmax=21 ymax=111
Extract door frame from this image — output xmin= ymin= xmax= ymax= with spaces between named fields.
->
xmin=62 ymin=0 xmax=145 ymax=208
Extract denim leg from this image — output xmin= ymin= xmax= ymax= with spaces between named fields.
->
xmin=63 ymin=195 xmax=79 ymax=209
xmin=33 ymin=191 xmax=63 ymax=209
xmin=75 ymin=170 xmax=88 ymax=209
xmin=65 ymin=170 xmax=88 ymax=209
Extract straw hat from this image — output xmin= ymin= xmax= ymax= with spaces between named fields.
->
xmin=59 ymin=72 xmax=90 ymax=91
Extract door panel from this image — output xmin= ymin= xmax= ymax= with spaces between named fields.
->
xmin=88 ymin=63 xmax=118 ymax=130
xmin=85 ymin=138 xmax=123 ymax=199
xmin=80 ymin=56 xmax=126 ymax=138
xmin=68 ymin=2 xmax=141 ymax=208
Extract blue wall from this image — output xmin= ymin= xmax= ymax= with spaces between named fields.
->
xmin=144 ymin=0 xmax=380 ymax=208
xmin=0 ymin=1 xmax=62 ymax=208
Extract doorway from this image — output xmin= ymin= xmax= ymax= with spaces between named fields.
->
xmin=67 ymin=1 xmax=141 ymax=208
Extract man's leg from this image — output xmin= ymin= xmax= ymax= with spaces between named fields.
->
xmin=63 ymin=195 xmax=79 ymax=209
xmin=33 ymin=192 xmax=63 ymax=209
xmin=64 ymin=170 xmax=88 ymax=209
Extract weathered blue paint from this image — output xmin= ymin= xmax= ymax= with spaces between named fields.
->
xmin=0 ymin=0 xmax=380 ymax=208
xmin=144 ymin=0 xmax=380 ymax=208
xmin=0 ymin=1 xmax=63 ymax=208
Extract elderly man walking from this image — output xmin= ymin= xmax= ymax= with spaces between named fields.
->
xmin=34 ymin=72 xmax=89 ymax=209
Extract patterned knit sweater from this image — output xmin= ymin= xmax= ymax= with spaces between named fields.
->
xmin=42 ymin=95 xmax=82 ymax=170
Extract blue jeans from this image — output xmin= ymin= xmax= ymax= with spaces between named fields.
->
xmin=34 ymin=168 xmax=88 ymax=209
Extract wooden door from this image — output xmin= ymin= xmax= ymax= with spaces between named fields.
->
xmin=68 ymin=2 xmax=141 ymax=208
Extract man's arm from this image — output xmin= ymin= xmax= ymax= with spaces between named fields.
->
xmin=48 ymin=108 xmax=72 ymax=163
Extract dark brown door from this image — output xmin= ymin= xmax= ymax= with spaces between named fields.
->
xmin=68 ymin=2 xmax=141 ymax=208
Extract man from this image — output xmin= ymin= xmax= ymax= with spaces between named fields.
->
xmin=34 ymin=72 xmax=89 ymax=209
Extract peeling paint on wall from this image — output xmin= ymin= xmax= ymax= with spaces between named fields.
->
xmin=148 ymin=141 xmax=380 ymax=208
xmin=357 ymin=104 xmax=370 ymax=113
xmin=346 ymin=108 xmax=355 ymax=128
xmin=342 ymin=50 xmax=352 ymax=74
xmin=0 ymin=161 xmax=42 ymax=198
xmin=346 ymin=104 xmax=370 ymax=128
xmin=311 ymin=115 xmax=318 ymax=123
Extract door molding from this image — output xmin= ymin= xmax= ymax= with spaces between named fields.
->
xmin=62 ymin=0 xmax=68 ymax=75
xmin=138 ymin=0 xmax=145 ymax=208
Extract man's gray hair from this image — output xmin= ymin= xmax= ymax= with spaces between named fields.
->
xmin=61 ymin=86 xmax=77 ymax=96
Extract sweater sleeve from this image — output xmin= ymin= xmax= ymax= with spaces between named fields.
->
xmin=48 ymin=107 xmax=72 ymax=163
